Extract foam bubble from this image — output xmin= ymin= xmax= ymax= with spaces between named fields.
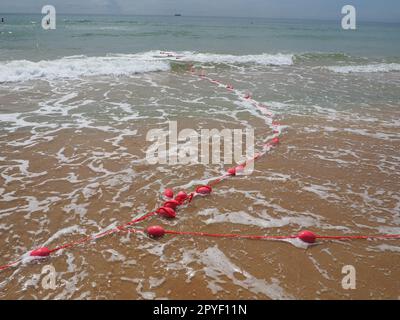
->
xmin=325 ymin=63 xmax=400 ymax=74
xmin=172 ymin=51 xmax=294 ymax=66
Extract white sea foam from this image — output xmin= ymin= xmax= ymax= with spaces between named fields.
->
xmin=0 ymin=55 xmax=171 ymax=83
xmin=325 ymin=63 xmax=400 ymax=74
xmin=173 ymin=51 xmax=294 ymax=66
xmin=42 ymin=225 xmax=87 ymax=247
xmin=0 ymin=50 xmax=295 ymax=83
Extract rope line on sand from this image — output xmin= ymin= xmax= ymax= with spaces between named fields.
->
xmin=1 ymin=51 xmax=399 ymax=272
xmin=124 ymin=227 xmax=400 ymax=242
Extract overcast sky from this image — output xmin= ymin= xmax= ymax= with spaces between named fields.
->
xmin=1 ymin=0 xmax=400 ymax=22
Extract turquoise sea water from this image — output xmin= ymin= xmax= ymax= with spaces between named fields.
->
xmin=1 ymin=14 xmax=400 ymax=61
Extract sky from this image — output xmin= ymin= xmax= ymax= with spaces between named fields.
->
xmin=1 ymin=0 xmax=400 ymax=22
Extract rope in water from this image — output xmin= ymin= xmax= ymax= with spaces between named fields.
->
xmin=125 ymin=227 xmax=400 ymax=242
xmin=1 ymin=51 xmax=399 ymax=272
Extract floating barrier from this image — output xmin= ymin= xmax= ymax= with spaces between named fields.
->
xmin=0 ymin=51 xmax=399 ymax=272
xmin=142 ymin=227 xmax=400 ymax=244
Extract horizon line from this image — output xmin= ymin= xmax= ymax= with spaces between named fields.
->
xmin=1 ymin=11 xmax=399 ymax=24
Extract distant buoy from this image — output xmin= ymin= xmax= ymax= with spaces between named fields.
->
xmin=271 ymin=137 xmax=280 ymax=145
xmin=195 ymin=185 xmax=212 ymax=195
xmin=30 ymin=247 xmax=51 ymax=257
xmin=163 ymin=189 xmax=174 ymax=198
xmin=156 ymin=207 xmax=176 ymax=219
xmin=146 ymin=225 xmax=165 ymax=239
xmin=298 ymin=230 xmax=317 ymax=244
xmin=164 ymin=199 xmax=180 ymax=209
xmin=175 ymin=191 xmax=188 ymax=203
xmin=227 ymin=167 xmax=236 ymax=176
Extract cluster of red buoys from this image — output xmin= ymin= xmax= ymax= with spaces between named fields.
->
xmin=156 ymin=186 xmax=212 ymax=219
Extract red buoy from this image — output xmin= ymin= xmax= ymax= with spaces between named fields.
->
xmin=175 ymin=191 xmax=188 ymax=203
xmin=298 ymin=230 xmax=317 ymax=244
xmin=195 ymin=185 xmax=212 ymax=195
xmin=163 ymin=188 xmax=174 ymax=199
xmin=156 ymin=207 xmax=176 ymax=219
xmin=164 ymin=199 xmax=180 ymax=209
xmin=227 ymin=167 xmax=236 ymax=176
xmin=271 ymin=137 xmax=280 ymax=145
xmin=146 ymin=225 xmax=165 ymax=239
xmin=30 ymin=247 xmax=51 ymax=257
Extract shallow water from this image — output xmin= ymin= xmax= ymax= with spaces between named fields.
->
xmin=0 ymin=15 xmax=400 ymax=299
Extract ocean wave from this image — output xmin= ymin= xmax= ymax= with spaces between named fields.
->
xmin=6 ymin=50 xmax=398 ymax=83
xmin=325 ymin=63 xmax=400 ymax=74
xmin=0 ymin=51 xmax=297 ymax=82
xmin=0 ymin=55 xmax=170 ymax=83
xmin=173 ymin=51 xmax=294 ymax=66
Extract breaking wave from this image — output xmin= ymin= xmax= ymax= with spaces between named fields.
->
xmin=171 ymin=51 xmax=294 ymax=66
xmin=3 ymin=49 xmax=399 ymax=83
xmin=325 ymin=63 xmax=400 ymax=74
xmin=0 ymin=54 xmax=171 ymax=83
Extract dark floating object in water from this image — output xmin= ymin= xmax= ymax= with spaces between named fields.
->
xmin=174 ymin=14 xmax=182 ymax=16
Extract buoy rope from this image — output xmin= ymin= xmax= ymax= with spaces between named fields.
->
xmin=116 ymin=227 xmax=400 ymax=242
xmin=48 ymin=211 xmax=158 ymax=253
xmin=164 ymin=230 xmax=297 ymax=240
xmin=1 ymin=51 xmax=399 ymax=273
xmin=314 ymin=234 xmax=400 ymax=240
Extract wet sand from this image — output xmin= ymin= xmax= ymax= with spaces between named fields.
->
xmin=0 ymin=68 xmax=399 ymax=299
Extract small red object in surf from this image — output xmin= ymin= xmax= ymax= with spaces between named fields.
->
xmin=146 ymin=225 xmax=165 ymax=239
xmin=298 ymin=230 xmax=317 ymax=244
xmin=30 ymin=247 xmax=51 ymax=257
xmin=271 ymin=137 xmax=280 ymax=145
xmin=226 ymin=84 xmax=233 ymax=90
xmin=164 ymin=199 xmax=180 ymax=209
xmin=244 ymin=93 xmax=251 ymax=99
xmin=227 ymin=167 xmax=236 ymax=176
xmin=156 ymin=207 xmax=176 ymax=219
xmin=175 ymin=191 xmax=188 ymax=203
xmin=195 ymin=185 xmax=212 ymax=195
xmin=164 ymin=189 xmax=174 ymax=198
